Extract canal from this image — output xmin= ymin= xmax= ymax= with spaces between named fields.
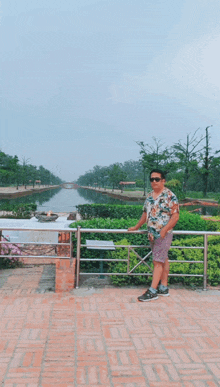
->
xmin=0 ymin=187 xmax=144 ymax=213
xmin=1 ymin=188 xmax=218 ymax=215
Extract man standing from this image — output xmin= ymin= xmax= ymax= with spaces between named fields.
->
xmin=128 ymin=168 xmax=179 ymax=301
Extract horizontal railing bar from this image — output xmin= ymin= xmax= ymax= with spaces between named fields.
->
xmin=169 ymin=260 xmax=203 ymax=263
xmin=1 ymin=227 xmax=220 ymax=236
xmin=79 ymin=272 xmax=151 ymax=276
xmin=0 ymin=255 xmax=69 ymax=259
xmin=0 ymin=227 xmax=74 ymax=232
xmin=0 ymin=241 xmax=70 ymax=246
xmin=170 ymin=246 xmax=204 ymax=249
xmin=80 ymin=258 xmax=127 ymax=262
xmin=81 ymin=244 xmax=204 ymax=250
xmin=81 ymin=244 xmax=151 ymax=248
xmin=168 ymin=273 xmax=203 ymax=277
xmin=0 ymin=242 xmax=205 ymax=249
xmin=75 ymin=228 xmax=220 ymax=236
xmin=79 ymin=258 xmax=203 ymax=264
xmin=79 ymin=272 xmax=203 ymax=277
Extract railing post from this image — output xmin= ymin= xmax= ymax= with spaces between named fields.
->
xmin=127 ymin=246 xmax=130 ymax=274
xmin=69 ymin=231 xmax=73 ymax=259
xmin=203 ymin=234 xmax=208 ymax=291
xmin=76 ymin=226 xmax=81 ymax=289
xmin=0 ymin=230 xmax=2 ymax=256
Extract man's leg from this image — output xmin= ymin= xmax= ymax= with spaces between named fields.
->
xmin=137 ymin=235 xmax=172 ymax=302
xmin=151 ymin=261 xmax=163 ymax=289
xmin=137 ymin=261 xmax=163 ymax=302
xmin=160 ymin=258 xmax=169 ymax=286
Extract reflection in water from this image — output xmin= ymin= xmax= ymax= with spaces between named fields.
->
xmin=1 ymin=188 xmax=62 ymax=209
xmin=77 ymin=188 xmax=145 ymax=206
xmin=4 ymin=187 xmax=217 ymax=215
xmin=37 ymin=188 xmax=93 ymax=212
xmin=1 ymin=186 xmax=219 ymax=216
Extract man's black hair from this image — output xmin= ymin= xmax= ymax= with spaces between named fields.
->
xmin=150 ymin=168 xmax=166 ymax=180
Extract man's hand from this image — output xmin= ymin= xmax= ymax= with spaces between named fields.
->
xmin=160 ymin=212 xmax=179 ymax=239
xmin=148 ymin=233 xmax=154 ymax=242
xmin=128 ymin=212 xmax=147 ymax=232
xmin=128 ymin=226 xmax=137 ymax=232
xmin=160 ymin=228 xmax=167 ymax=239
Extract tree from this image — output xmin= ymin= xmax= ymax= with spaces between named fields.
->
xmin=108 ymin=163 xmax=127 ymax=191
xmin=201 ymin=126 xmax=212 ymax=197
xmin=172 ymin=129 xmax=205 ymax=192
xmin=136 ymin=137 xmax=173 ymax=194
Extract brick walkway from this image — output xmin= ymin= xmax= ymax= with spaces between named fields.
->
xmin=0 ymin=267 xmax=220 ymax=386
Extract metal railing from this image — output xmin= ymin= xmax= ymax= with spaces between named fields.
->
xmin=75 ymin=227 xmax=220 ymax=291
xmin=1 ymin=226 xmax=220 ymax=292
xmin=0 ymin=227 xmax=74 ymax=261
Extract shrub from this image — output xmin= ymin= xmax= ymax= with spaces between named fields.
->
xmin=165 ymin=179 xmax=185 ymax=201
xmin=176 ymin=211 xmax=208 ymax=231
xmin=70 ymin=216 xmax=220 ymax=287
xmin=107 ymin=239 xmax=152 ymax=287
xmin=108 ymin=235 xmax=220 ymax=287
xmin=169 ymin=235 xmax=220 ymax=286
xmin=76 ymin=204 xmax=143 ymax=220
xmin=70 ymin=218 xmax=149 ymax=274
xmin=12 ymin=203 xmax=37 ymax=219
xmin=0 ymin=236 xmax=23 ymax=269
xmin=0 ymin=203 xmax=37 ymax=219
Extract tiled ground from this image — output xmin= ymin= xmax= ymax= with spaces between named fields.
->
xmin=0 ymin=267 xmax=220 ymax=386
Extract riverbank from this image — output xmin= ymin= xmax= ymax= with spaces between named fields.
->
xmin=80 ymin=186 xmax=147 ymax=201
xmin=0 ymin=185 xmax=60 ymax=199
xmin=80 ymin=186 xmax=220 ymax=207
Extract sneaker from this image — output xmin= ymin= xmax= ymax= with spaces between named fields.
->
xmin=157 ymin=287 xmax=169 ymax=297
xmin=138 ymin=289 xmax=158 ymax=302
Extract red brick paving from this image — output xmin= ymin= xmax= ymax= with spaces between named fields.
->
xmin=0 ymin=269 xmax=220 ymax=386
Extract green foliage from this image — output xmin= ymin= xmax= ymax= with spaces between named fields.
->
xmin=0 ymin=236 xmax=23 ymax=269
xmin=76 ymin=204 xmax=143 ymax=220
xmin=135 ymin=179 xmax=144 ymax=188
xmin=169 ymin=235 xmax=220 ymax=286
xmin=187 ymin=191 xmax=220 ymax=201
xmin=70 ymin=213 xmax=220 ymax=287
xmin=70 ymin=218 xmax=149 ymax=273
xmin=108 ymin=163 xmax=127 ymax=189
xmin=76 ymin=204 xmax=217 ymax=232
xmin=12 ymin=203 xmax=37 ymax=219
xmin=0 ymin=150 xmax=62 ymax=187
xmin=165 ymin=179 xmax=185 ymax=200
xmin=77 ymin=160 xmax=143 ymax=187
xmin=0 ymin=257 xmax=23 ymax=269
xmin=175 ymin=211 xmax=209 ymax=232
xmin=107 ymin=239 xmax=152 ymax=286
xmin=0 ymin=203 xmax=37 ymax=219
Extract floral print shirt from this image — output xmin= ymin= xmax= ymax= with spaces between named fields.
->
xmin=143 ymin=187 xmax=179 ymax=240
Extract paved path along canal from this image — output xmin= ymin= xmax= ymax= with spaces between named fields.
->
xmin=0 ymin=265 xmax=220 ymax=386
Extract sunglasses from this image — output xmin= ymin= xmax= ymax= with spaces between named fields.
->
xmin=150 ymin=177 xmax=161 ymax=182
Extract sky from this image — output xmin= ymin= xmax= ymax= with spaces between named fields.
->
xmin=1 ymin=0 xmax=220 ymax=181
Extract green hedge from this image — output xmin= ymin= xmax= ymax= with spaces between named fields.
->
xmin=0 ymin=203 xmax=37 ymax=219
xmin=76 ymin=204 xmax=143 ymax=220
xmin=70 ymin=212 xmax=220 ymax=286
xmin=169 ymin=235 xmax=220 ymax=286
xmin=106 ymin=235 xmax=220 ymax=287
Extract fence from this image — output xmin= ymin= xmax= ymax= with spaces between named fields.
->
xmin=0 ymin=228 xmax=73 ymax=260
xmin=1 ymin=226 xmax=220 ymax=291
xmin=75 ymin=227 xmax=220 ymax=291
xmin=0 ymin=226 xmax=75 ymax=292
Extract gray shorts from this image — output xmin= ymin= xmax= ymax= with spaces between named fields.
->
xmin=150 ymin=233 xmax=173 ymax=263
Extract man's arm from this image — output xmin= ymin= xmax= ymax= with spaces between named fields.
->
xmin=160 ymin=212 xmax=179 ymax=239
xmin=128 ymin=212 xmax=147 ymax=231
